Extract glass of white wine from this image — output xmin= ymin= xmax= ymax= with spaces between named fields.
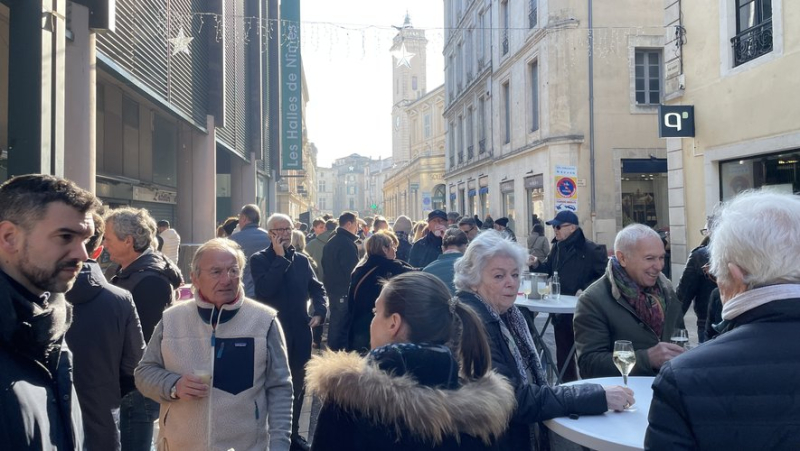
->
xmin=613 ymin=340 xmax=636 ymax=386
xmin=670 ymin=329 xmax=689 ymax=349
xmin=537 ymin=281 xmax=550 ymax=300
xmin=520 ymin=273 xmax=532 ymax=297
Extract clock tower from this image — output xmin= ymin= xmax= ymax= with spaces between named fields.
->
xmin=391 ymin=13 xmax=427 ymax=164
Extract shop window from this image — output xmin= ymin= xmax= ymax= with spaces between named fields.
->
xmin=720 ymin=151 xmax=799 ymax=201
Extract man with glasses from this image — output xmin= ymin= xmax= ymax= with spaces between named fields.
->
xmin=251 ymin=213 xmax=327 ymax=451
xmin=136 ymin=238 xmax=293 ymax=450
xmin=458 ymin=216 xmax=480 ymax=242
xmin=529 ymin=210 xmax=607 ymax=382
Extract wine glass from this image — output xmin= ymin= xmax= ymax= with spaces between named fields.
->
xmin=613 ymin=340 xmax=636 ymax=386
xmin=537 ymin=281 xmax=550 ymax=300
xmin=670 ymin=329 xmax=689 ymax=349
xmin=520 ymin=273 xmax=532 ymax=297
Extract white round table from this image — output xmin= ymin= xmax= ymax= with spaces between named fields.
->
xmin=545 ymin=376 xmax=655 ymax=451
xmin=515 ymin=294 xmax=578 ymax=314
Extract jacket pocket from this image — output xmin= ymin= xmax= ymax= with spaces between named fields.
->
xmin=213 ymin=337 xmax=255 ymax=395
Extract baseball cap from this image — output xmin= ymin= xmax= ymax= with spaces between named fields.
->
xmin=428 ymin=209 xmax=448 ymax=222
xmin=546 ymin=211 xmax=579 ymax=227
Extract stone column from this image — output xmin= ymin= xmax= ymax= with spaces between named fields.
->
xmin=230 ymin=151 xmax=257 ymax=212
xmin=191 ymin=116 xmax=217 ymax=242
xmin=64 ymin=3 xmax=95 ymax=191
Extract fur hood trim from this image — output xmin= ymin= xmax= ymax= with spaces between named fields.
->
xmin=306 ymin=350 xmax=515 ymax=445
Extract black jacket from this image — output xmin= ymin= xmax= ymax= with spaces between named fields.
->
xmin=346 ymin=255 xmax=414 ymax=353
xmin=409 ymin=232 xmax=443 ymax=268
xmin=110 ymin=250 xmax=183 ymax=342
xmin=534 ymin=228 xmax=606 ymax=296
xmin=646 ymin=297 xmax=800 ymax=450
xmin=321 ymin=227 xmax=360 ymax=299
xmin=395 ymin=233 xmax=412 ymax=263
xmin=66 ymin=260 xmax=145 ymax=451
xmin=307 ymin=345 xmax=516 ymax=451
xmin=251 ymin=244 xmax=327 ymax=327
xmin=0 ymin=270 xmax=84 ymax=450
xmin=459 ymin=291 xmax=608 ymax=450
xmin=676 ymin=245 xmax=716 ymax=318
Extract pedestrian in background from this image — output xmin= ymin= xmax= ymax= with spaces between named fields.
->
xmin=423 ymin=227 xmax=468 ymax=295
xmin=391 ymin=215 xmax=413 ymax=263
xmin=156 ymin=220 xmax=180 ymax=264
xmin=228 ymin=204 xmax=271 ymax=298
xmin=322 ymin=212 xmax=360 ymax=351
xmin=409 ymin=210 xmax=448 ymax=268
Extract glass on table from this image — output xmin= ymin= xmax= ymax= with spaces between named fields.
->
xmin=537 ymin=280 xmax=550 ymax=299
xmin=519 ymin=272 xmax=532 ymax=296
xmin=613 ymin=340 xmax=636 ymax=386
xmin=670 ymin=329 xmax=689 ymax=349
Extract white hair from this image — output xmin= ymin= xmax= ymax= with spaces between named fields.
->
xmin=709 ymin=190 xmax=800 ymax=288
xmin=614 ymin=223 xmax=661 ymax=255
xmin=266 ymin=213 xmax=293 ymax=229
xmin=454 ymin=230 xmax=528 ymax=292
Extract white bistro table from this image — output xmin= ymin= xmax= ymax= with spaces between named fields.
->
xmin=545 ymin=376 xmax=655 ymax=451
xmin=515 ymin=294 xmax=578 ymax=384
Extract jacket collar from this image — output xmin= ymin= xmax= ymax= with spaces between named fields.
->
xmin=306 ymin=350 xmax=515 ymax=445
xmin=335 ymin=226 xmax=358 ymax=241
xmin=65 ymin=260 xmax=105 ymax=305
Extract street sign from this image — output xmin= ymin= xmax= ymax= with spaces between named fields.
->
xmin=658 ymin=105 xmax=695 ymax=138
xmin=554 ymin=165 xmax=578 ymax=212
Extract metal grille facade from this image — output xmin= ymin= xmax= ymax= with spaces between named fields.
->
xmin=215 ymin=0 xmax=250 ymax=159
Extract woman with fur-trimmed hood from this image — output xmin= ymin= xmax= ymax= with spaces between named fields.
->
xmin=306 ymin=272 xmax=515 ymax=451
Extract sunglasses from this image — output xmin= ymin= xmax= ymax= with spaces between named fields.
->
xmin=554 ymin=223 xmax=573 ymax=230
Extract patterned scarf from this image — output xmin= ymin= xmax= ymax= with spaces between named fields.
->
xmin=610 ymin=257 xmax=666 ymax=337
xmin=474 ymin=294 xmax=548 ymax=386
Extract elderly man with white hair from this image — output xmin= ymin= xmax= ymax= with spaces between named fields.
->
xmin=646 ymin=191 xmax=800 ymax=449
xmin=250 ymin=213 xmax=327 ymax=451
xmin=574 ymin=223 xmax=684 ymax=379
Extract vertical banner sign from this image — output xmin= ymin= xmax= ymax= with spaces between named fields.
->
xmin=554 ymin=165 xmax=578 ymax=212
xmin=281 ymin=0 xmax=302 ymax=170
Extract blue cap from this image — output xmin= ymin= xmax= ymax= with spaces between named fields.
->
xmin=546 ymin=211 xmax=579 ymax=227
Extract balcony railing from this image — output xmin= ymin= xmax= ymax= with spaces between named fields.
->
xmin=479 ymin=139 xmax=486 ymax=154
xmin=731 ymin=19 xmax=773 ymax=67
xmin=467 ymin=145 xmax=474 ymax=160
xmin=529 ymin=7 xmax=538 ymax=29
xmin=458 ymin=152 xmax=464 ymax=164
xmin=450 ymin=155 xmax=455 ymax=168
xmin=502 ymin=31 xmax=509 ymax=55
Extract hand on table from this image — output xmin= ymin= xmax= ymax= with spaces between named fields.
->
xmin=647 ymin=342 xmax=685 ymax=370
xmin=175 ymin=374 xmax=210 ymax=399
xmin=603 ymin=385 xmax=635 ymax=411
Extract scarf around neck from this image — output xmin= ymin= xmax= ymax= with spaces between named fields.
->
xmin=473 ymin=293 xmax=548 ymax=386
xmin=722 ymin=284 xmax=800 ymax=321
xmin=610 ymin=257 xmax=666 ymax=337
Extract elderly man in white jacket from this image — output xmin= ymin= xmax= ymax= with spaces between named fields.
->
xmin=135 ymin=238 xmax=293 ymax=451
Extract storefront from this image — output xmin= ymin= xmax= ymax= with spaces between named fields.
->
xmin=525 ymin=174 xmax=544 ymax=231
xmin=478 ymin=176 xmax=489 ymax=218
xmin=467 ymin=179 xmax=476 ymax=216
xmin=719 ymin=150 xmax=799 ymax=201
xmin=96 ymin=177 xmax=177 ymax=225
xmin=500 ymin=179 xmax=516 ymax=232
xmin=620 ymin=158 xmax=668 ymax=229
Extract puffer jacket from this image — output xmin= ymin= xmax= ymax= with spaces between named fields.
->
xmin=459 ymin=291 xmax=608 ymax=450
xmin=646 ymin=296 xmax=800 ymax=450
xmin=0 ymin=270 xmax=84 ymax=450
xmin=533 ymin=227 xmax=606 ymax=296
xmin=307 ymin=344 xmax=516 ymax=451
xmin=573 ymin=261 xmax=682 ymax=378
xmin=111 ymin=249 xmax=183 ymax=341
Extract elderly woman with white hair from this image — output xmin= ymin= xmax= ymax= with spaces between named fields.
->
xmin=646 ymin=191 xmax=800 ymax=449
xmin=454 ymin=231 xmax=634 ymax=450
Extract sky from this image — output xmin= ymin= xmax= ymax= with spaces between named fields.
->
xmin=301 ymin=0 xmax=445 ymax=168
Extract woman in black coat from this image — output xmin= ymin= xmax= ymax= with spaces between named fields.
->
xmin=345 ymin=231 xmax=414 ymax=354
xmin=307 ymin=272 xmax=516 ymax=451
xmin=676 ymin=231 xmax=717 ymax=342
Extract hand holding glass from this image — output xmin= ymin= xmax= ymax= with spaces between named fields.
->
xmin=613 ymin=340 xmax=636 ymax=386
xmin=671 ymin=329 xmax=689 ymax=348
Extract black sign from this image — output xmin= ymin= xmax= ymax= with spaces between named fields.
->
xmin=658 ymin=105 xmax=695 ymax=138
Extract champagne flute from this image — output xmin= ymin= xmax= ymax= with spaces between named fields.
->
xmin=520 ymin=273 xmax=532 ymax=296
xmin=613 ymin=340 xmax=636 ymax=386
xmin=670 ymin=329 xmax=689 ymax=349
xmin=537 ymin=281 xmax=549 ymax=300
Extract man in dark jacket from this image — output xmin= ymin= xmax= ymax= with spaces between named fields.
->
xmin=408 ymin=209 xmax=447 ymax=268
xmin=0 ymin=174 xmax=101 ymax=450
xmin=646 ymin=190 xmax=800 ymax=449
xmin=529 ymin=210 xmax=607 ymax=381
xmin=675 ymin=219 xmax=717 ymax=342
xmin=66 ymin=212 xmax=146 ymax=451
xmin=252 ymin=213 xmax=327 ymax=451
xmin=321 ymin=211 xmax=360 ymax=351
xmin=104 ymin=207 xmax=184 ymax=451
xmin=229 ymin=204 xmax=270 ymax=297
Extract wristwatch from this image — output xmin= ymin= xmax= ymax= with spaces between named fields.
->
xmin=169 ymin=382 xmax=179 ymax=400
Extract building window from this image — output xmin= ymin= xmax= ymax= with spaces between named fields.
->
xmin=478 ymin=97 xmax=486 ymax=153
xmin=424 ymin=114 xmax=432 ymax=138
xmin=466 ymin=29 xmax=473 ymax=80
xmin=319 ymin=180 xmax=326 ymax=192
xmin=477 ymin=12 xmax=485 ymax=66
xmin=448 ymin=121 xmax=455 ymax=168
xmin=634 ymin=49 xmax=661 ymax=105
xmin=457 ymin=115 xmax=464 ymax=163
xmin=502 ymin=82 xmax=511 ymax=144
xmin=529 ymin=61 xmax=539 ymax=132
xmin=529 ymin=0 xmax=538 ymax=29
xmin=466 ymin=107 xmax=474 ymax=159
xmin=456 ymin=43 xmax=463 ymax=90
xmin=319 ymin=197 xmax=327 ymax=210
xmin=501 ymin=1 xmax=509 ymax=55
xmin=412 ymin=76 xmax=418 ymax=91
xmin=152 ymin=114 xmax=177 ymax=187
xmin=732 ymin=0 xmax=773 ymax=66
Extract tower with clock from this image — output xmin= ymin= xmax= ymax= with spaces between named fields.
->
xmin=390 ymin=13 xmax=428 ymax=165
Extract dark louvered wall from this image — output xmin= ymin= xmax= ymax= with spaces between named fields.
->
xmin=215 ymin=0 xmax=250 ymax=159
xmin=96 ymin=0 xmax=209 ymax=128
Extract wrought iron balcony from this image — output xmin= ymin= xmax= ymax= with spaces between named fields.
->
xmin=529 ymin=7 xmax=538 ymax=29
xmin=731 ymin=19 xmax=773 ymax=67
xmin=467 ymin=145 xmax=474 ymax=160
xmin=479 ymin=139 xmax=486 ymax=154
xmin=458 ymin=152 xmax=464 ymax=164
xmin=502 ymin=31 xmax=509 ymax=56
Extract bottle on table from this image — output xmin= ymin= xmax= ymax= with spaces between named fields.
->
xmin=550 ymin=271 xmax=561 ymax=300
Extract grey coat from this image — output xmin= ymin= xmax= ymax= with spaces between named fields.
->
xmin=526 ymin=232 xmax=550 ymax=261
xmin=229 ymin=224 xmax=271 ymax=297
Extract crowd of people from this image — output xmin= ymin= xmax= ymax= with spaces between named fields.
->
xmin=1 ymin=173 xmax=799 ymax=450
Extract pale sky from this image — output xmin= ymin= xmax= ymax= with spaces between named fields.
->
xmin=301 ymin=1 xmax=445 ymax=168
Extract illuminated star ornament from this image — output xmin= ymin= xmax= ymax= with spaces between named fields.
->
xmin=168 ymin=28 xmax=194 ymax=56
xmin=393 ymin=42 xmax=415 ymax=68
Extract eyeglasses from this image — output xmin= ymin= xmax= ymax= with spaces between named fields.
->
xmin=269 ymin=228 xmax=293 ymax=234
xmin=205 ymin=267 xmax=242 ymax=280
xmin=700 ymin=228 xmax=709 ymax=236
xmin=555 ymin=223 xmax=573 ymax=230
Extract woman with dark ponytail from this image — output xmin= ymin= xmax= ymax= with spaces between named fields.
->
xmin=306 ymin=272 xmax=515 ymax=451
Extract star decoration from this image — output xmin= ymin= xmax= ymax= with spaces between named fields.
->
xmin=393 ymin=42 xmax=415 ymax=68
xmin=168 ymin=28 xmax=194 ymax=56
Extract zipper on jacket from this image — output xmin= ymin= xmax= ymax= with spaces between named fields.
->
xmin=254 ymin=400 xmax=260 ymax=420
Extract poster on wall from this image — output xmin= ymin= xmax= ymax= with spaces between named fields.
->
xmin=720 ymin=159 xmax=754 ymax=201
xmin=554 ymin=165 xmax=578 ymax=212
